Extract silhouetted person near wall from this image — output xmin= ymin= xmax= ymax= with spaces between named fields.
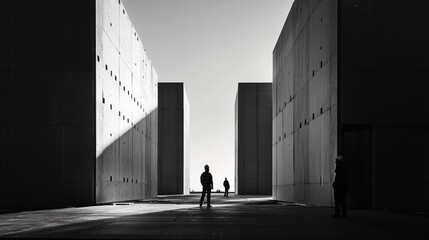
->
xmin=200 ymin=165 xmax=213 ymax=207
xmin=223 ymin=178 xmax=230 ymax=197
xmin=331 ymin=155 xmax=348 ymax=218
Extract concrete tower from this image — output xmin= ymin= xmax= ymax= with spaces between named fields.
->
xmin=273 ymin=0 xmax=429 ymax=211
xmin=0 ymin=0 xmax=158 ymax=209
xmin=235 ymin=83 xmax=272 ymax=195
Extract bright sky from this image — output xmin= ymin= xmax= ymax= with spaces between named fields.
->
xmin=123 ymin=0 xmax=293 ymax=192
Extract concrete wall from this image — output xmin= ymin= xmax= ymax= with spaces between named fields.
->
xmin=339 ymin=0 xmax=429 ymax=211
xmin=158 ymin=83 xmax=190 ymax=195
xmin=274 ymin=0 xmax=429 ymax=211
xmin=95 ymin=0 xmax=158 ymax=203
xmin=235 ymin=83 xmax=272 ymax=195
xmin=0 ymin=0 xmax=96 ymax=209
xmin=0 ymin=0 xmax=158 ymax=209
xmin=272 ymin=0 xmax=337 ymax=205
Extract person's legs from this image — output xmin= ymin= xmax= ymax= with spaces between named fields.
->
xmin=332 ymin=188 xmax=340 ymax=217
xmin=224 ymin=188 xmax=226 ymax=197
xmin=340 ymin=193 xmax=347 ymax=217
xmin=226 ymin=189 xmax=229 ymax=197
xmin=200 ymin=188 xmax=206 ymax=206
xmin=207 ymin=188 xmax=211 ymax=207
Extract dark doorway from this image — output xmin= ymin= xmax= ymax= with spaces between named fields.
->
xmin=343 ymin=126 xmax=373 ymax=209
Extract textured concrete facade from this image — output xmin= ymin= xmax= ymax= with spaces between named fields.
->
xmin=274 ymin=0 xmax=429 ymax=211
xmin=235 ymin=83 xmax=272 ymax=195
xmin=273 ymin=0 xmax=338 ymax=206
xmin=158 ymin=83 xmax=190 ymax=195
xmin=0 ymin=0 xmax=158 ymax=209
xmin=95 ymin=0 xmax=158 ymax=203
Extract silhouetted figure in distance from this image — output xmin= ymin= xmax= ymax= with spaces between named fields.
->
xmin=200 ymin=165 xmax=213 ymax=207
xmin=223 ymin=178 xmax=230 ymax=197
xmin=331 ymin=155 xmax=348 ymax=218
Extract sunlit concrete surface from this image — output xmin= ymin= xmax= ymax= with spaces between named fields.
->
xmin=1 ymin=194 xmax=428 ymax=239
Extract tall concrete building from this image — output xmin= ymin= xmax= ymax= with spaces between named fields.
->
xmin=0 ymin=0 xmax=158 ymax=209
xmin=235 ymin=83 xmax=272 ymax=195
xmin=158 ymin=83 xmax=190 ymax=195
xmin=273 ymin=0 xmax=429 ymax=211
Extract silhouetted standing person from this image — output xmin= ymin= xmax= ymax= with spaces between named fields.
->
xmin=331 ymin=155 xmax=348 ymax=218
xmin=223 ymin=178 xmax=230 ymax=197
xmin=200 ymin=165 xmax=213 ymax=207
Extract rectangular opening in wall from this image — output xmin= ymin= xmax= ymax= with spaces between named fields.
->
xmin=110 ymin=176 xmax=112 ymax=181
xmin=97 ymin=55 xmax=100 ymax=62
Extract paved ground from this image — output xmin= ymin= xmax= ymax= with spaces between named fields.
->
xmin=0 ymin=194 xmax=428 ymax=239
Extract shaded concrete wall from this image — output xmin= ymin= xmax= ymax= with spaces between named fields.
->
xmin=339 ymin=1 xmax=429 ymax=211
xmin=158 ymin=83 xmax=190 ymax=195
xmin=235 ymin=83 xmax=272 ymax=195
xmin=0 ymin=0 xmax=96 ymax=209
xmin=95 ymin=0 xmax=158 ymax=203
xmin=272 ymin=0 xmax=337 ymax=205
